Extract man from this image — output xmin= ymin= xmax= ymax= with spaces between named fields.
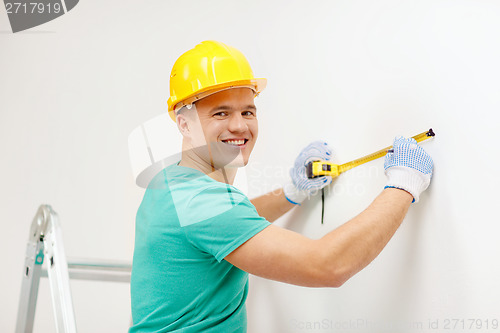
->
xmin=129 ymin=41 xmax=433 ymax=332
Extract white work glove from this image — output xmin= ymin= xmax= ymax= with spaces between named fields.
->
xmin=284 ymin=141 xmax=333 ymax=205
xmin=384 ymin=136 xmax=434 ymax=203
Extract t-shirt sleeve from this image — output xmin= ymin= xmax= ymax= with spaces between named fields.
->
xmin=181 ymin=185 xmax=271 ymax=262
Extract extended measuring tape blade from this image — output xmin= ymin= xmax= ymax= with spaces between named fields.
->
xmin=307 ymin=128 xmax=435 ymax=178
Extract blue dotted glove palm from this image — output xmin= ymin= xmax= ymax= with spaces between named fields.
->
xmin=384 ymin=136 xmax=434 ymax=203
xmin=284 ymin=141 xmax=333 ymax=205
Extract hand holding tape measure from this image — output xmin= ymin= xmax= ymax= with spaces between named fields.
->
xmin=296 ymin=128 xmax=435 ymax=224
xmin=306 ymin=128 xmax=435 ymax=179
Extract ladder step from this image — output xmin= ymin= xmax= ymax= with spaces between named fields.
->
xmin=68 ymin=258 xmax=132 ymax=271
xmin=41 ymin=258 xmax=132 ymax=283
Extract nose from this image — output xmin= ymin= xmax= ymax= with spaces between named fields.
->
xmin=228 ymin=113 xmax=248 ymax=133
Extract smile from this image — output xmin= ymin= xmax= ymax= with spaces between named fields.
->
xmin=221 ymin=139 xmax=248 ymax=147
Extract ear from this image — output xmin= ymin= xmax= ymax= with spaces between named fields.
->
xmin=176 ymin=113 xmax=191 ymax=138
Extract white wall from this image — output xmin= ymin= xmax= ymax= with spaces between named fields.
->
xmin=1 ymin=1 xmax=499 ymax=332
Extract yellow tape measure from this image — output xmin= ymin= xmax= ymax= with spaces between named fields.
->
xmin=307 ymin=128 xmax=435 ymax=179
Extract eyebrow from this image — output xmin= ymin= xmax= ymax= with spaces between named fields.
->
xmin=210 ymin=104 xmax=257 ymax=113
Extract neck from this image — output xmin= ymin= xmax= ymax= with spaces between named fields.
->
xmin=179 ymin=143 xmax=238 ymax=185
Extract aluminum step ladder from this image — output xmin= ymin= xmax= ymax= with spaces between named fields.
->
xmin=16 ymin=204 xmax=132 ymax=333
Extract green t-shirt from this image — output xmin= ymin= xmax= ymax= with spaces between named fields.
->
xmin=130 ymin=164 xmax=271 ymax=332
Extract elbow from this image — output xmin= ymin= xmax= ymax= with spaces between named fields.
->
xmin=304 ymin=240 xmax=358 ymax=288
xmin=314 ymin=248 xmax=358 ymax=288
xmin=322 ymin=268 xmax=351 ymax=288
xmin=312 ymin=255 xmax=353 ymax=288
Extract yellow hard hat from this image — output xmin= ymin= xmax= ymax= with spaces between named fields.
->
xmin=167 ymin=40 xmax=267 ymax=121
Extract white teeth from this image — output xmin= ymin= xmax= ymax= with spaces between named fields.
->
xmin=224 ymin=139 xmax=245 ymax=145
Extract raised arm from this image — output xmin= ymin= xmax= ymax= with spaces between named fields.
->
xmin=226 ymin=137 xmax=433 ymax=287
xmin=227 ymin=188 xmax=411 ymax=287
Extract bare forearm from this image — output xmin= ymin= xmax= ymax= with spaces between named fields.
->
xmin=251 ymin=188 xmax=296 ymax=222
xmin=318 ymin=188 xmax=413 ymax=286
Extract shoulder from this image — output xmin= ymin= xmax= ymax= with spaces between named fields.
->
xmin=162 ymin=166 xmax=251 ymax=226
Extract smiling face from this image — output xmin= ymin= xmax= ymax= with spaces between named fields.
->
xmin=177 ymin=87 xmax=258 ymax=174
